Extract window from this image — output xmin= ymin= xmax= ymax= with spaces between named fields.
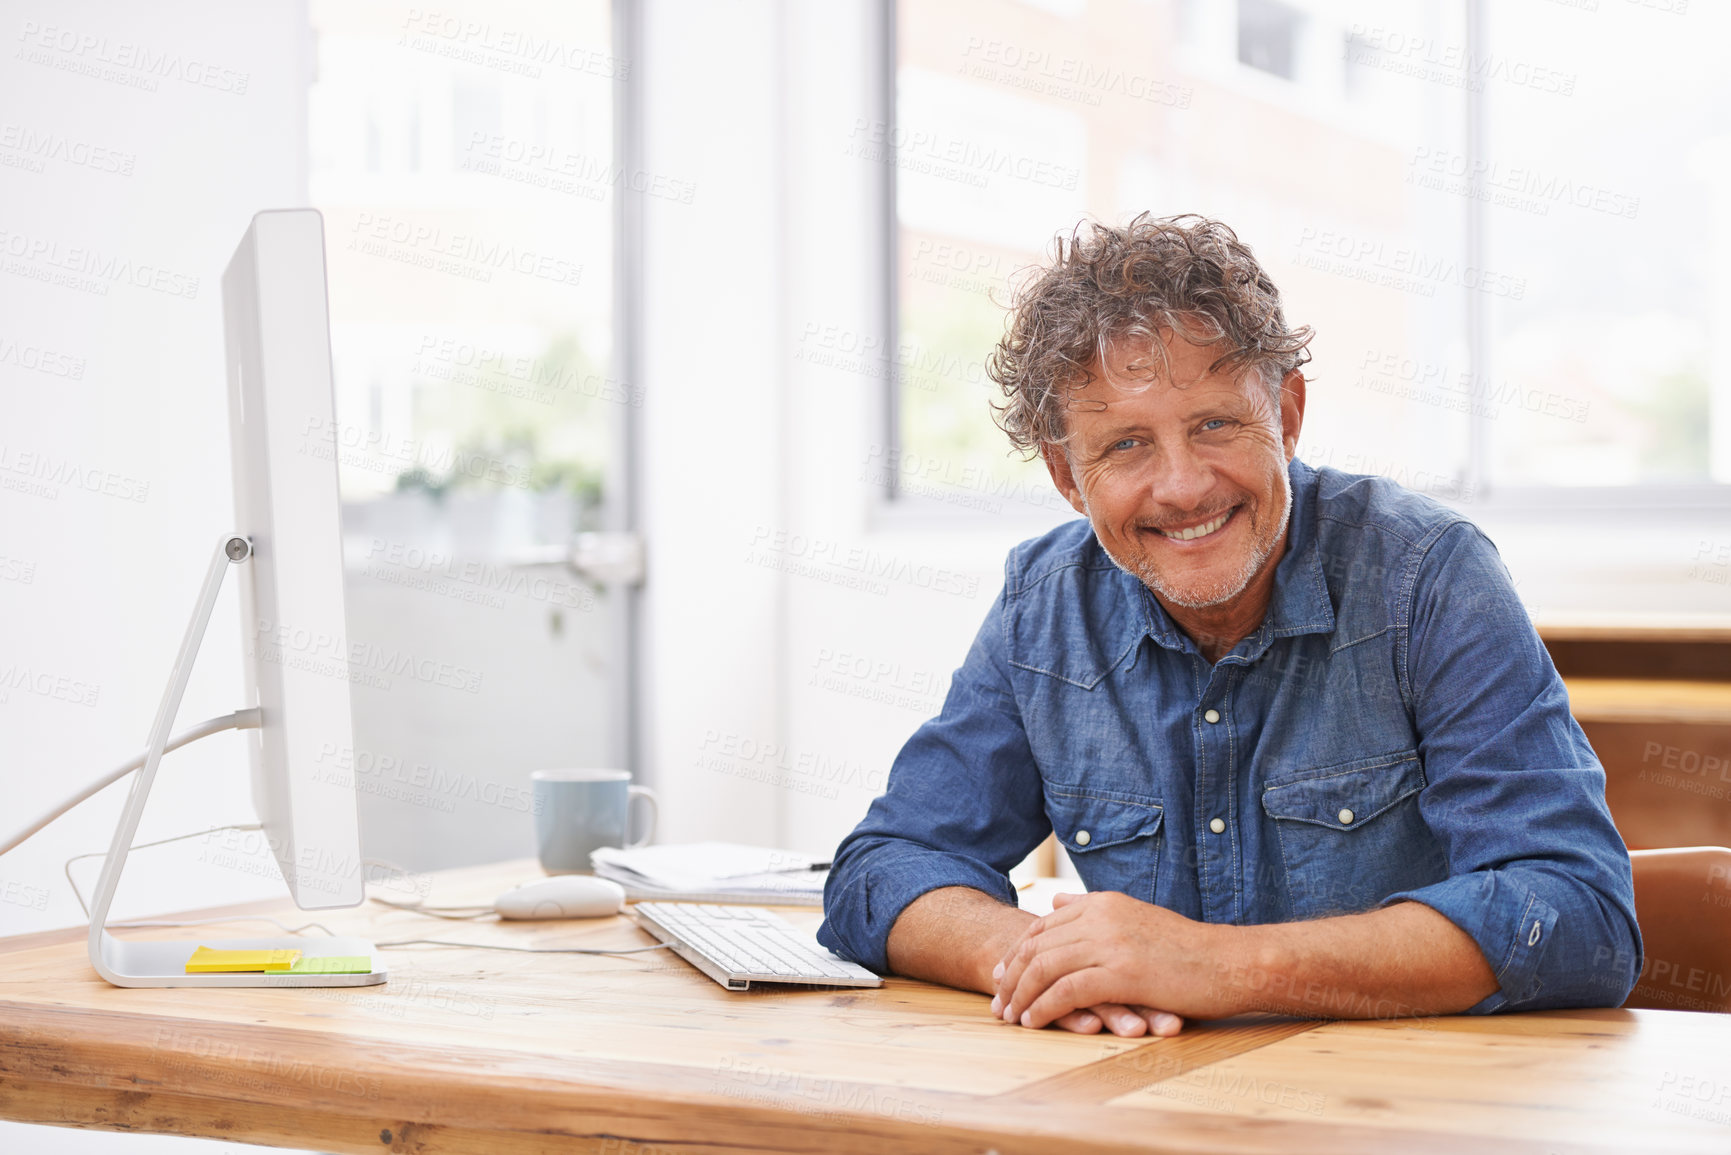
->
xmin=1479 ymin=1 xmax=1728 ymax=487
xmin=309 ymin=2 xmax=617 ymax=516
xmin=306 ymin=0 xmax=625 ymax=866
xmin=890 ymin=0 xmax=1470 ymax=512
xmin=886 ymin=0 xmax=1730 ymax=517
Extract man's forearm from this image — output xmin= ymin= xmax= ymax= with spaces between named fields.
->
xmin=1216 ymin=900 xmax=1498 ymax=1019
xmin=886 ymin=886 xmax=1034 ymax=993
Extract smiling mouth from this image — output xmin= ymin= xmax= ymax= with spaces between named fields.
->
xmin=1150 ymin=508 xmax=1235 ymax=541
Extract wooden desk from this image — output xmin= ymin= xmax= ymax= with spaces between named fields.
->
xmin=3 ymin=859 xmax=1729 ymax=1154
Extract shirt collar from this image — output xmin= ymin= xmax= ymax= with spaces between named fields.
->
xmin=1139 ymin=457 xmax=1336 ymax=661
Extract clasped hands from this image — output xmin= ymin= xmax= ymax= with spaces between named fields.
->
xmin=987 ymin=890 xmax=1237 ymax=1038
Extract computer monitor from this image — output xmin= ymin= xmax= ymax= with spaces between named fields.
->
xmin=224 ymin=209 xmax=365 ymax=910
xmin=83 ymin=209 xmax=383 ymax=987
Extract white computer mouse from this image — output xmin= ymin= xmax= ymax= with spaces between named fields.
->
xmin=493 ymin=876 xmax=626 ymax=920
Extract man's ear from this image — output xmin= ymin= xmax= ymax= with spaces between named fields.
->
xmin=1279 ymin=369 xmax=1307 ymax=461
xmin=1039 ymin=442 xmax=1088 ymax=516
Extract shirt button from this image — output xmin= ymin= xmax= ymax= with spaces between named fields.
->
xmin=1074 ymin=830 xmax=1091 ymax=846
xmin=1203 ymin=709 xmax=1221 ymax=724
xmin=1338 ymin=808 xmax=1355 ymax=825
xmin=1209 ymin=817 xmax=1226 ymax=834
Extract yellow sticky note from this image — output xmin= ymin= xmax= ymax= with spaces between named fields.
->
xmin=185 ymin=947 xmax=302 ymax=973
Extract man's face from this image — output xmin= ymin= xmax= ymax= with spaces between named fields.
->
xmin=1042 ymin=333 xmax=1305 ymax=610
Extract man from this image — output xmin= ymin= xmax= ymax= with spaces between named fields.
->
xmin=817 ymin=214 xmax=1640 ymax=1038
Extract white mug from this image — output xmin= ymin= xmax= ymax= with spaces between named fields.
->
xmin=531 ymin=769 xmax=659 ymax=874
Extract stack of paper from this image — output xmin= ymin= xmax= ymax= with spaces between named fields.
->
xmin=591 ymin=842 xmax=827 ymax=906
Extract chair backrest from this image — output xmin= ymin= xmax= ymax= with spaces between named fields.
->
xmin=1625 ymin=847 xmax=1731 ymax=1013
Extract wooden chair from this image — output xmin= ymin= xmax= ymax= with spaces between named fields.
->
xmin=1625 ymin=847 xmax=1731 ymax=1013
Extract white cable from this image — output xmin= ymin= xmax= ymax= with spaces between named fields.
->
xmin=36 ymin=746 xmax=659 ymax=950
xmin=66 ymin=817 xmax=334 ymax=935
xmin=63 ymin=822 xmax=341 ymax=938
xmin=109 ymin=914 xmax=337 ymax=934
xmin=366 ymin=867 xmax=670 ymax=954
xmin=370 ymin=895 xmax=496 ymax=920
xmin=360 ymin=856 xmax=445 ymax=898
xmin=65 ymin=831 xmax=661 ymax=955
xmin=0 ymin=708 xmax=260 ymax=858
xmin=375 ymin=938 xmax=673 ymax=955
xmin=362 ymin=857 xmax=422 ymax=881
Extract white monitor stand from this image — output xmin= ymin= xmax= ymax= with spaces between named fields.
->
xmin=86 ymin=533 xmax=386 ymax=988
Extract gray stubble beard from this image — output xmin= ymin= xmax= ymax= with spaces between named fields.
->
xmin=1092 ymin=464 xmax=1294 ymax=610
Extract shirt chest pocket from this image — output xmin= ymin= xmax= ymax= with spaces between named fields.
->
xmin=1044 ymin=790 xmax=1163 ymax=904
xmin=1260 ymin=752 xmax=1447 ymax=919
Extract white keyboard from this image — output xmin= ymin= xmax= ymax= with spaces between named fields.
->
xmin=633 ymin=902 xmax=881 ymax=991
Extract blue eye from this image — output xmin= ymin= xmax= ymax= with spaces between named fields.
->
xmin=1201 ymin=419 xmax=1229 ymax=432
xmin=1112 ymin=438 xmax=1138 ymax=451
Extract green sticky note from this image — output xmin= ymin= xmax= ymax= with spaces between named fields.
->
xmin=287 ymin=955 xmax=373 ymax=975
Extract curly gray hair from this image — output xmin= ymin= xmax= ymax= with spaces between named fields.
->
xmin=986 ymin=214 xmax=1314 ymax=454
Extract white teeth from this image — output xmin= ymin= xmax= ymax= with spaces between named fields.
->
xmin=1163 ymin=511 xmax=1229 ymax=541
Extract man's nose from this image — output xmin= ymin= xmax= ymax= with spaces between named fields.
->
xmin=1146 ymin=443 xmax=1214 ymax=512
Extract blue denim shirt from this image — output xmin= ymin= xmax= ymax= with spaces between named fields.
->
xmin=819 ymin=460 xmax=1640 ymax=1013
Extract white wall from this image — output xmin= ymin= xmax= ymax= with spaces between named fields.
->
xmin=632 ymin=0 xmax=1073 ymax=860
xmin=0 ymin=0 xmax=312 ymax=932
xmin=633 ymin=0 xmax=794 ymax=844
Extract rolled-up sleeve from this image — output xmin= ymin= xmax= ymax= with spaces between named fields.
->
xmin=817 ymin=584 xmax=1051 ymax=973
xmin=1382 ymin=523 xmax=1642 ymax=1012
